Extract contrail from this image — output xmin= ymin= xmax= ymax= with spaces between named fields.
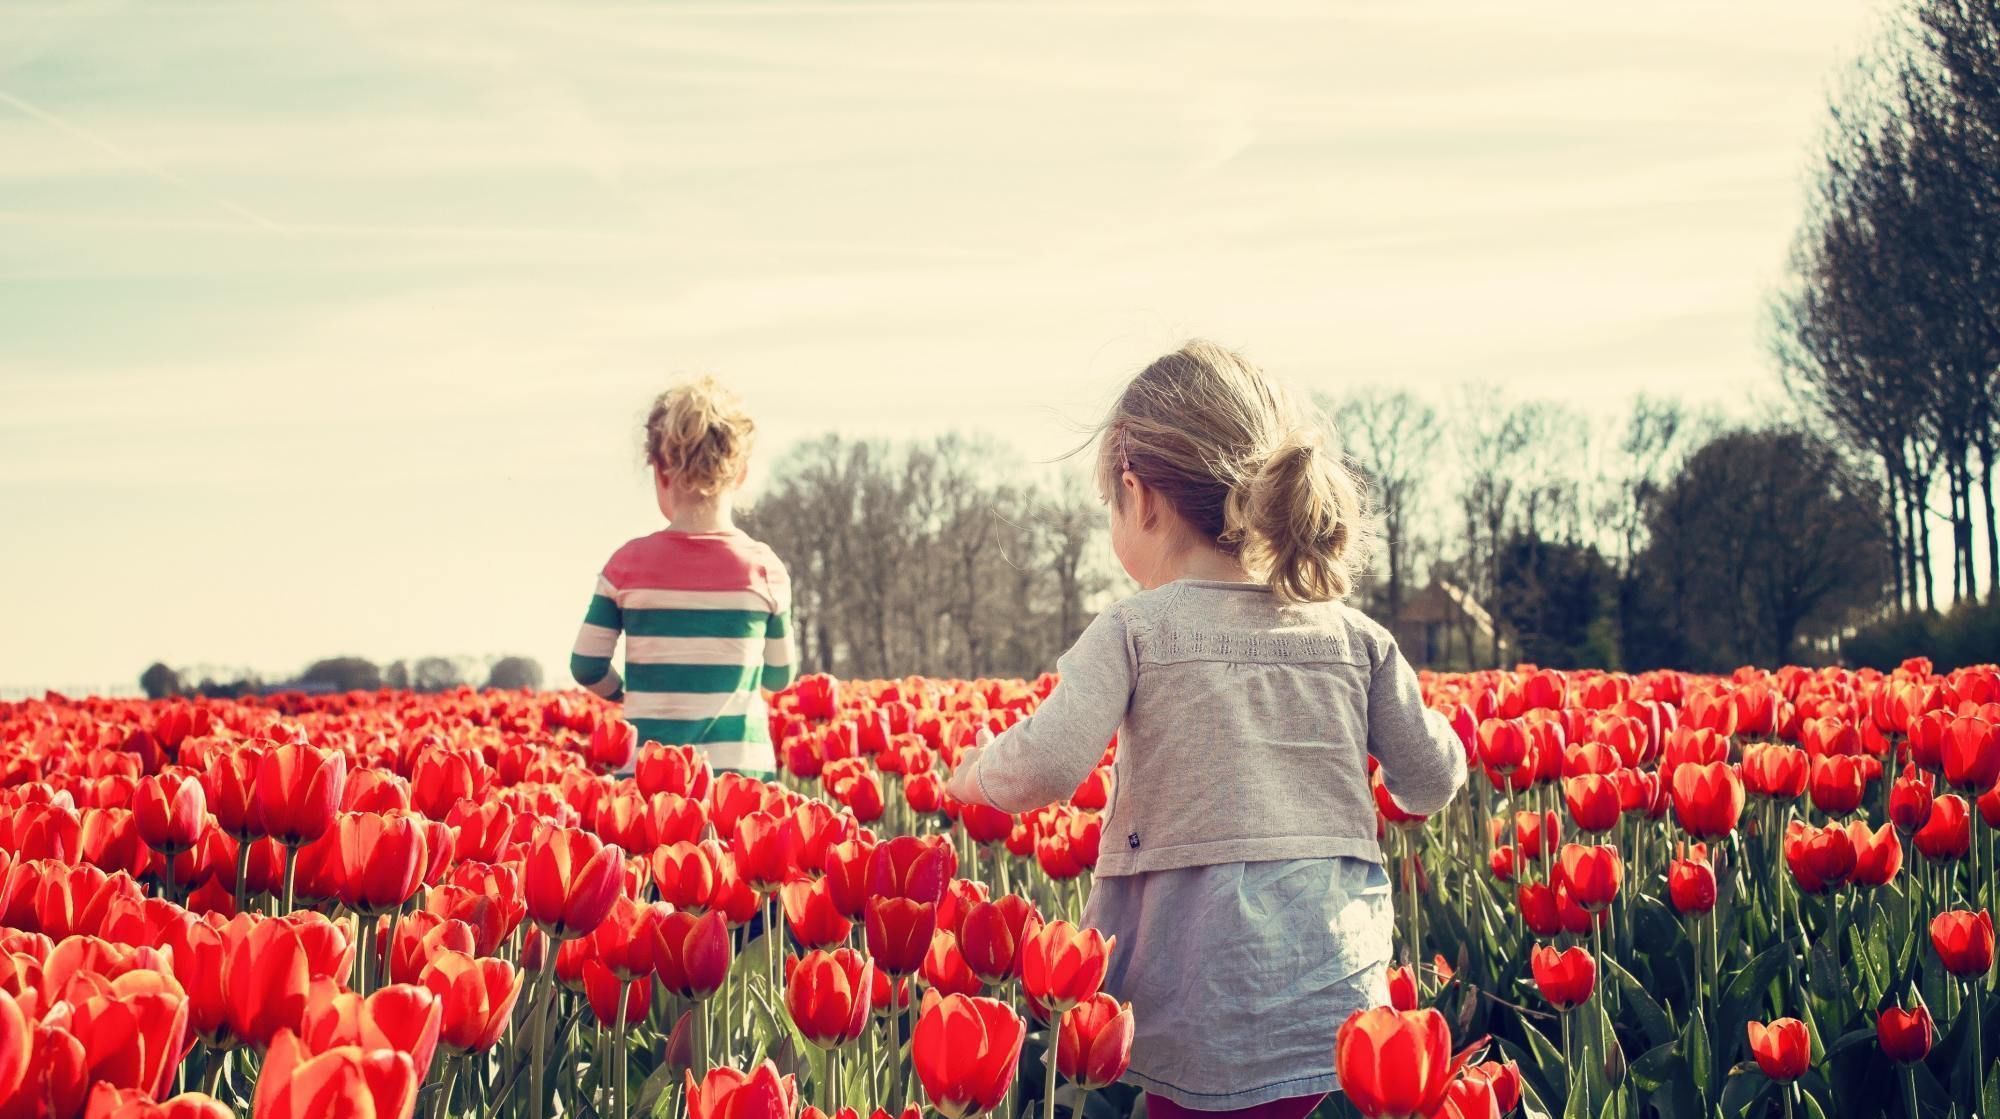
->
xmin=0 ymin=88 xmax=293 ymax=235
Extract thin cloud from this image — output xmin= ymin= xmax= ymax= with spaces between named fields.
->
xmin=0 ymin=88 xmax=293 ymax=235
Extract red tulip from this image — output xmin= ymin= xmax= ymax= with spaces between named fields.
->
xmin=1746 ymin=1018 xmax=1809 ymax=1081
xmin=1807 ymin=755 xmax=1867 ymax=816
xmin=652 ymin=841 xmax=723 ymax=913
xmin=1877 ymin=1005 xmax=1932 ymax=1063
xmin=734 ymin=811 xmax=801 ymax=892
xmin=1478 ymin=719 xmax=1530 ymax=774
xmin=1667 ymin=847 xmax=1717 ymax=914
xmin=635 ymin=743 xmax=714 ymax=802
xmin=1461 ymin=1060 xmax=1522 ymax=1115
xmin=252 ymin=744 xmax=348 ymax=845
xmin=342 ymin=770 xmax=411 ymax=815
xmin=336 ymin=812 xmax=428 ymax=914
xmin=1386 ymin=964 xmax=1419 ymax=1011
xmin=1516 ymin=883 xmax=1561 ymax=938
xmin=1670 ymin=761 xmax=1744 ymax=837
xmin=1563 ymin=775 xmax=1620 ymax=834
xmin=1846 ymin=821 xmax=1902 ymax=888
xmin=82 ymin=1084 xmax=233 ymax=1119
xmin=589 ymin=719 xmax=638 ymax=774
xmin=224 ymin=915 xmax=315 ymax=1048
xmin=1530 ymin=944 xmax=1595 ymax=1010
xmin=412 ymin=751 xmax=485 ymax=822
xmin=685 ymin=1062 xmax=799 ymax=1119
xmin=420 ymin=951 xmax=522 ymax=1053
xmin=252 ymin=1028 xmax=416 ymax=1119
xmin=1742 ymin=744 xmax=1808 ymax=800
xmin=1943 ymin=716 xmax=2000 ymax=791
xmin=865 ymin=898 xmax=937 ymax=978
xmin=1783 ymin=821 xmax=1856 ymax=894
xmin=911 ymin=993 xmax=1027 ymax=1119
xmin=922 ymin=930 xmax=985 ymax=998
xmin=1434 ymin=1075 xmax=1500 ymax=1119
xmin=0 ymin=988 xmax=27 ymax=1106
xmin=1889 ymin=770 xmax=1935 ymax=832
xmin=523 ymin=824 xmax=624 ymax=939
xmin=1930 ymin=909 xmax=1995 ymax=977
xmin=134 ymin=773 xmax=207 ymax=855
xmin=1056 ymin=993 xmax=1134 ymax=1090
xmin=958 ymin=895 xmax=1043 ymax=986
xmin=959 ymin=803 xmax=1014 ymax=846
xmin=652 ymin=909 xmax=732 ymax=999
xmin=1914 ymin=794 xmax=1972 ymax=860
xmin=1556 ymin=844 xmax=1621 ymax=911
xmin=1333 ymin=1006 xmax=1459 ymax=1119
xmin=300 ymin=983 xmax=442 ymax=1082
xmin=583 ymin=960 xmax=652 ymax=1026
xmin=786 ymin=949 xmax=874 ymax=1048
xmin=1020 ymin=920 xmax=1113 ymax=1013
xmin=782 ymin=877 xmax=854 ymax=950
xmin=821 ymin=837 xmax=877 ymax=920
xmin=869 ymin=835 xmax=955 ymax=903
xmin=63 ymin=973 xmax=190 ymax=1101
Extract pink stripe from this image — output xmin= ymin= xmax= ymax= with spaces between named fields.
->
xmin=606 ymin=532 xmax=773 ymax=592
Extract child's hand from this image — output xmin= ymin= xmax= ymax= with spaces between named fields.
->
xmin=947 ymin=745 xmax=987 ymax=805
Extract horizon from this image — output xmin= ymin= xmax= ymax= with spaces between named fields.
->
xmin=2 ymin=0 xmax=1884 ymax=693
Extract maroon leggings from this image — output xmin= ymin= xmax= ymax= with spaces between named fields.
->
xmin=1144 ymin=1093 xmax=1327 ymax=1119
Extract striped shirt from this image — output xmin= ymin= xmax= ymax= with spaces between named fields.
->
xmin=569 ymin=529 xmax=796 ymax=774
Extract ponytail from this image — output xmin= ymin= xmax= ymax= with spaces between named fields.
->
xmin=1239 ymin=430 xmax=1367 ymax=604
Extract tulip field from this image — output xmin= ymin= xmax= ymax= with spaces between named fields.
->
xmin=0 ymin=659 xmax=1996 ymax=1119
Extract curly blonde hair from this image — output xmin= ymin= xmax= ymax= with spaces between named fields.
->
xmin=1095 ymin=340 xmax=1371 ymax=604
xmin=644 ymin=376 xmax=756 ymax=497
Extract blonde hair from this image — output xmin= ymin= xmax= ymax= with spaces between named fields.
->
xmin=644 ymin=376 xmax=756 ymax=497
xmin=1095 ymin=340 xmax=1370 ymax=604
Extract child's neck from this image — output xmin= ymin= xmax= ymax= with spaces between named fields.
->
xmin=668 ymin=500 xmax=736 ymax=534
xmin=1162 ymin=540 xmax=1253 ymax=584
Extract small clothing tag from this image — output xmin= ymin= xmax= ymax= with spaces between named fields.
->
xmin=1127 ymin=832 xmax=1141 ymax=849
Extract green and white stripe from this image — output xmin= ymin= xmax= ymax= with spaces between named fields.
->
xmin=570 ymin=573 xmax=797 ymax=773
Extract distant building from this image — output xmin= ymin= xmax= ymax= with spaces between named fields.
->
xmin=1387 ymin=578 xmax=1507 ymax=669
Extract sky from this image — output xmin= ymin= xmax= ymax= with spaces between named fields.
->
xmin=0 ymin=0 xmax=1885 ymax=694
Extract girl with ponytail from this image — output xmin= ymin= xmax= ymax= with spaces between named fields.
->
xmin=947 ymin=340 xmax=1467 ymax=1119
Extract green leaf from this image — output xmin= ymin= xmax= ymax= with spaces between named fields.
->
xmin=1610 ymin=958 xmax=1678 ymax=1049
xmin=1497 ymin=1033 xmax=1564 ymax=1108
xmin=1717 ymin=1062 xmax=1773 ymax=1119
xmin=1685 ymin=1003 xmax=1714 ymax=1098
xmin=1807 ymin=936 xmax=1850 ymax=1011
xmin=1626 ymin=1041 xmax=1682 ymax=1096
xmin=640 ymin=1063 xmax=679 ymax=1119
xmin=1824 ymin=1026 xmax=1879 ymax=1060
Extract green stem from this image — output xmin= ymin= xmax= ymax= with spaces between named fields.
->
xmin=233 ymin=840 xmax=251 ymax=914
xmin=434 ymin=1055 xmax=462 ymax=1119
xmin=1902 ymin=1063 xmax=1920 ymax=1119
xmin=529 ymin=941 xmax=557 ymax=1119
xmin=1971 ymin=979 xmax=1984 ymax=1110
xmin=694 ymin=995 xmax=711 ymax=1080
xmin=614 ymin=985 xmax=632 ymax=1119
xmin=1043 ymin=1011 xmax=1062 ymax=1119
xmin=281 ymin=844 xmax=298 ymax=915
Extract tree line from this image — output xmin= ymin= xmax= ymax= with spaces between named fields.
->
xmin=137 ymin=655 xmax=545 ymax=700
xmin=731 ymin=392 xmax=1895 ymax=680
xmin=1773 ymin=0 xmax=2000 ymax=667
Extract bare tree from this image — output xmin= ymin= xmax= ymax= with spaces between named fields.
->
xmin=1323 ymin=389 xmax=1440 ymax=626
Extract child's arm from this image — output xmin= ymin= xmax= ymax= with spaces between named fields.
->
xmin=949 ymin=609 xmax=1132 ymax=813
xmin=760 ymin=560 xmax=797 ymax=693
xmin=569 ymin=574 xmax=625 ymax=701
xmin=1366 ymin=638 xmax=1467 ymax=816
